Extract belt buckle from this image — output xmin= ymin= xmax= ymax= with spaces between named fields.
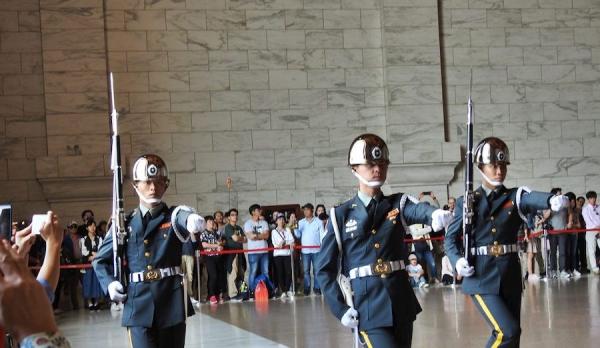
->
xmin=490 ymin=243 xmax=502 ymax=257
xmin=371 ymin=262 xmax=391 ymax=276
xmin=143 ymin=270 xmax=161 ymax=282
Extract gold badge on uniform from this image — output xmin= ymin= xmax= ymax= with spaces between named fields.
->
xmin=386 ymin=208 xmax=400 ymax=220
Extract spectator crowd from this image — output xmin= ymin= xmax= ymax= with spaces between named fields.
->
xmin=7 ymin=188 xmax=600 ymax=315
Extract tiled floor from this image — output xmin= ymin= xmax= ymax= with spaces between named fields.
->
xmin=57 ymin=275 xmax=600 ymax=347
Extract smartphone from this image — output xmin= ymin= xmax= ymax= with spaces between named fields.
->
xmin=0 ymin=204 xmax=11 ymax=241
xmin=31 ymin=214 xmax=46 ymax=235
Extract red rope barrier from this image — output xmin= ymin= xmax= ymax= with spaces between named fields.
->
xmin=29 ymin=227 xmax=600 ymax=270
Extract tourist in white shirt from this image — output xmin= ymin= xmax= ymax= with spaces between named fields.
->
xmin=244 ymin=204 xmax=271 ymax=294
xmin=294 ymin=203 xmax=322 ymax=296
xmin=271 ymin=213 xmax=295 ymax=298
xmin=581 ymin=191 xmax=600 ymax=274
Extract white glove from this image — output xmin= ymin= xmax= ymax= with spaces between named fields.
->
xmin=186 ymin=213 xmax=206 ymax=233
xmin=550 ymin=195 xmax=569 ymax=212
xmin=456 ymin=257 xmax=475 ymax=277
xmin=431 ymin=209 xmax=453 ymax=232
xmin=341 ymin=307 xmax=359 ymax=328
xmin=108 ymin=281 xmax=127 ymax=302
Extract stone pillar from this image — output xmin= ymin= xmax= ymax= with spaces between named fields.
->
xmin=0 ymin=0 xmax=48 ymax=219
xmin=37 ymin=0 xmax=113 ymax=222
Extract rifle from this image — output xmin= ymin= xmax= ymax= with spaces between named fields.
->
xmin=109 ymin=72 xmax=127 ymax=286
xmin=463 ymin=74 xmax=475 ymax=263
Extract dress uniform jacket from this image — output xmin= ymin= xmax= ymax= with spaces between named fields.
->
xmin=316 ymin=193 xmax=437 ymax=331
xmin=94 ymin=203 xmax=195 ymax=328
xmin=444 ymin=186 xmax=552 ymax=295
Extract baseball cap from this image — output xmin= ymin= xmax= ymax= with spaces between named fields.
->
xmin=276 ymin=213 xmax=286 ymax=220
xmin=408 ymin=254 xmax=417 ymax=261
xmin=68 ymin=221 xmax=78 ymax=228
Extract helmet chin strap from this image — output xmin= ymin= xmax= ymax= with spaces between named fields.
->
xmin=476 ymin=167 xmax=503 ymax=187
xmin=133 ymin=184 xmax=162 ymax=205
xmin=352 ymin=170 xmax=383 ymax=188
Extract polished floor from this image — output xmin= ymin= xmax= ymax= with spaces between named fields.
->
xmin=57 ymin=275 xmax=599 ymax=347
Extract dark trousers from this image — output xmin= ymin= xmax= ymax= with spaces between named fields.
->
xmin=557 ymin=234 xmax=569 ymax=272
xmin=567 ymin=234 xmax=578 ymax=272
xmin=127 ymin=322 xmax=186 ymax=348
xmin=471 ymin=293 xmax=521 ymax=348
xmin=53 ymin=271 xmax=80 ymax=310
xmin=548 ymin=234 xmax=568 ymax=272
xmin=205 ymin=255 xmax=225 ymax=298
xmin=360 ymin=323 xmax=413 ymax=348
xmin=577 ymin=232 xmax=589 ymax=271
xmin=273 ymin=255 xmax=292 ymax=292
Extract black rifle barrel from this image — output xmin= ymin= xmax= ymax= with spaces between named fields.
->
xmin=463 ymin=89 xmax=474 ymax=261
xmin=109 ymin=72 xmax=127 ymax=285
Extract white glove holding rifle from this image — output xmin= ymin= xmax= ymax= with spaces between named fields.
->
xmin=341 ymin=307 xmax=359 ymax=328
xmin=456 ymin=257 xmax=475 ymax=277
xmin=108 ymin=281 xmax=127 ymax=302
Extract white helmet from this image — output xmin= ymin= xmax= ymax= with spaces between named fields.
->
xmin=132 ymin=154 xmax=169 ymax=184
xmin=348 ymin=134 xmax=390 ymax=188
xmin=348 ymin=133 xmax=390 ymax=166
xmin=474 ymin=137 xmax=510 ymax=166
xmin=132 ymin=154 xmax=169 ymax=205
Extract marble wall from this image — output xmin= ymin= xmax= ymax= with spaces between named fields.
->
xmin=443 ymin=0 xmax=600 ymax=198
xmin=0 ymin=0 xmax=599 ymax=222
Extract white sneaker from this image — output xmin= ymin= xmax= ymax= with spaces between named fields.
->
xmin=279 ymin=292 xmax=287 ymax=299
xmin=287 ymin=291 xmax=295 ymax=298
xmin=572 ymin=270 xmax=581 ymax=277
xmin=559 ymin=271 xmax=571 ymax=279
xmin=110 ymin=303 xmax=121 ymax=311
xmin=592 ymin=268 xmax=600 ymax=275
xmin=528 ymin=274 xmax=540 ymax=281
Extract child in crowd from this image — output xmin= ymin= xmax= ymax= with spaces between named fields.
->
xmin=407 ymin=254 xmax=428 ymax=288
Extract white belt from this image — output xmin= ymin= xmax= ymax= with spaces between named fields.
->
xmin=471 ymin=243 xmax=518 ymax=257
xmin=349 ymin=260 xmax=405 ymax=280
xmin=129 ymin=266 xmax=181 ymax=283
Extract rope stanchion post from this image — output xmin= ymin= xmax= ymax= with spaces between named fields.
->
xmin=196 ymin=250 xmax=202 ymax=303
xmin=543 ymin=228 xmax=549 ymax=278
xmin=290 ymin=245 xmax=295 ymax=295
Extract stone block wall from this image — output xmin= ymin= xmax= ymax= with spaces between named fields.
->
xmin=0 ymin=0 xmax=599 ymax=222
xmin=442 ymin=0 xmax=600 ymax=198
xmin=0 ymin=0 xmax=48 ymax=218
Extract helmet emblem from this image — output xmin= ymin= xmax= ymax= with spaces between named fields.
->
xmin=371 ymin=147 xmax=382 ymax=160
xmin=497 ymin=151 xmax=505 ymax=161
xmin=147 ymin=164 xmax=158 ymax=176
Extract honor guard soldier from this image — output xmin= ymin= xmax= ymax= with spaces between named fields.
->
xmin=93 ymin=154 xmax=206 ymax=348
xmin=444 ymin=137 xmax=569 ymax=348
xmin=316 ymin=134 xmax=453 ymax=348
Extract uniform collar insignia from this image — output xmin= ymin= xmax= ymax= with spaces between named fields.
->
xmin=386 ymin=208 xmax=399 ymax=220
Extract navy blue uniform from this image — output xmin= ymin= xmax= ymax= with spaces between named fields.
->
xmin=445 ymin=186 xmax=552 ymax=348
xmin=94 ymin=203 xmax=194 ymax=348
xmin=317 ymin=193 xmax=437 ymax=347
